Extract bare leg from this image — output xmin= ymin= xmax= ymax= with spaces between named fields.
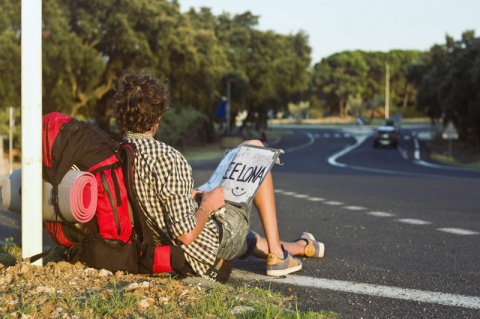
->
xmin=253 ymin=236 xmax=306 ymax=259
xmin=242 ymin=140 xmax=306 ymax=259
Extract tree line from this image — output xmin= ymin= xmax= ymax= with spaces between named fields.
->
xmin=0 ymin=0 xmax=479 ymax=149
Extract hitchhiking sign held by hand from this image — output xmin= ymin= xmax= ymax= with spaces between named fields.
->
xmin=442 ymin=120 xmax=459 ymax=140
xmin=197 ymin=145 xmax=284 ymax=207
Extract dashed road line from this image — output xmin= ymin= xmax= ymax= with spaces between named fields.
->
xmin=324 ymin=201 xmax=343 ymax=206
xmin=293 ymin=194 xmax=308 ymax=198
xmin=437 ymin=228 xmax=480 ymax=235
xmin=343 ymin=206 xmax=366 ymax=211
xmin=396 ymin=218 xmax=432 ymax=225
xmin=368 ymin=211 xmax=395 ymax=217
xmin=231 ymin=270 xmax=480 ymax=310
xmin=276 ymin=190 xmax=479 ymax=235
xmin=275 ymin=189 xmax=478 ymax=235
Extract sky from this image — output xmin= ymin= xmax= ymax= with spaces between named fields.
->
xmin=178 ymin=0 xmax=480 ymax=63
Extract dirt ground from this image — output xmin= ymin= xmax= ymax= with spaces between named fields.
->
xmin=0 ymin=257 xmax=222 ymax=318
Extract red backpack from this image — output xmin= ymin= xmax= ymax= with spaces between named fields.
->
xmin=42 ymin=112 xmax=136 ymax=272
xmin=39 ymin=112 xmax=193 ymax=277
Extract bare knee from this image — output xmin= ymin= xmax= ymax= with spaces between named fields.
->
xmin=241 ymin=139 xmax=264 ymax=147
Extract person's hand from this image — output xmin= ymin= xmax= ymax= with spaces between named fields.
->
xmin=191 ymin=189 xmax=202 ymax=199
xmin=192 ymin=189 xmax=203 ymax=205
xmin=200 ymin=186 xmax=225 ymax=213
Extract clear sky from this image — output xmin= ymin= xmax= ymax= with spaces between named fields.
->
xmin=178 ymin=0 xmax=480 ymax=63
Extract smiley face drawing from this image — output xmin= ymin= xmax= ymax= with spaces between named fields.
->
xmin=231 ymin=186 xmax=246 ymax=197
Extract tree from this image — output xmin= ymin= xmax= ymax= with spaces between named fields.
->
xmin=213 ymin=11 xmax=312 ymax=129
xmin=0 ymin=0 xmax=21 ymax=110
xmin=0 ymin=0 xmax=21 ymax=148
xmin=412 ymin=31 xmax=480 ymax=148
xmin=311 ymin=51 xmax=369 ymax=117
xmin=42 ymin=0 xmax=107 ymax=118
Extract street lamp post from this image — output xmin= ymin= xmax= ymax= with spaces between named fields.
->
xmin=385 ymin=63 xmax=390 ymax=119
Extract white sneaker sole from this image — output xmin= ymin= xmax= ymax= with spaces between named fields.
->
xmin=317 ymin=242 xmax=325 ymax=258
xmin=267 ymin=264 xmax=302 ymax=277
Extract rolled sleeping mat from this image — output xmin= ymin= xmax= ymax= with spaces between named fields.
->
xmin=2 ymin=169 xmax=22 ymax=213
xmin=2 ymin=169 xmax=98 ymax=223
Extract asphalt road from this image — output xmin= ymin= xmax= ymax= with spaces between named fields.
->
xmin=193 ymin=124 xmax=480 ymax=318
xmin=1 ymin=124 xmax=479 ymax=318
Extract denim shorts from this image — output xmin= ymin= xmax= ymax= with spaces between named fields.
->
xmin=214 ymin=203 xmax=258 ymax=261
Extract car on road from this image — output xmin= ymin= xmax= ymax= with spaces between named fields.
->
xmin=373 ymin=126 xmax=398 ymax=149
xmin=384 ymin=118 xmax=400 ymax=132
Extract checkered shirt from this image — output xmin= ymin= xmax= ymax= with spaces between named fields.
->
xmin=125 ymin=133 xmax=219 ymax=276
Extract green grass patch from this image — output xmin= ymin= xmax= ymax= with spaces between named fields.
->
xmin=430 ymin=152 xmax=480 ymax=169
xmin=0 ymin=237 xmax=22 ymax=266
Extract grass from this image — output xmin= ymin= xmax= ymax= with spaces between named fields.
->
xmin=0 ymin=238 xmax=338 ymax=318
xmin=0 ymin=237 xmax=22 ymax=266
xmin=423 ymin=139 xmax=480 ymax=169
xmin=429 ymin=152 xmax=480 ymax=168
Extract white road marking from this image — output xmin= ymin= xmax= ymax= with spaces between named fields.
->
xmin=368 ymin=212 xmax=395 ymax=217
xmin=437 ymin=228 xmax=480 ymax=235
xmin=343 ymin=206 xmax=366 ymax=211
xmin=293 ymin=194 xmax=309 ymax=198
xmin=277 ymin=191 xmax=479 ymax=236
xmin=324 ymin=201 xmax=343 ymax=206
xmin=231 ymin=271 xmax=480 ymax=310
xmin=396 ymin=219 xmax=432 ymax=225
xmin=413 ymin=132 xmax=421 ymax=160
xmin=284 ymin=132 xmax=316 ymax=152
xmin=397 ymin=145 xmax=409 ymax=159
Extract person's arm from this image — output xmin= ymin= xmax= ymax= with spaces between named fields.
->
xmin=177 ymin=186 xmax=225 ymax=245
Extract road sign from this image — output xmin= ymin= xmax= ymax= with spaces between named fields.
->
xmin=442 ymin=120 xmax=458 ymax=140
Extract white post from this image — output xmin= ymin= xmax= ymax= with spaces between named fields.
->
xmin=385 ymin=63 xmax=390 ymax=119
xmin=21 ymin=0 xmax=43 ymax=264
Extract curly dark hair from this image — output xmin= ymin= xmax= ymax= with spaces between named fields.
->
xmin=112 ymin=69 xmax=170 ymax=134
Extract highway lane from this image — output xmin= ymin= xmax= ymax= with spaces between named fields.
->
xmin=193 ymin=124 xmax=480 ymax=318
xmin=1 ymin=123 xmax=478 ymax=317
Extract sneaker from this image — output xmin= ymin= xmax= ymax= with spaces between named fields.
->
xmin=296 ymin=232 xmax=325 ymax=258
xmin=266 ymin=246 xmax=302 ymax=277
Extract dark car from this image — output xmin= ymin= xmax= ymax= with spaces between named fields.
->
xmin=373 ymin=126 xmax=398 ymax=149
xmin=384 ymin=118 xmax=400 ymax=132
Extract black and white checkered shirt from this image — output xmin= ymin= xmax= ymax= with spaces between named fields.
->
xmin=125 ymin=133 xmax=219 ymax=276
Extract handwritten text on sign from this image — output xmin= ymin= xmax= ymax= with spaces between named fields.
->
xmin=197 ymin=145 xmax=282 ymax=206
xmin=222 ymin=162 xmax=266 ymax=183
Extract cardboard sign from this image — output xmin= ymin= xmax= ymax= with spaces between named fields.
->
xmin=197 ymin=145 xmax=284 ymax=206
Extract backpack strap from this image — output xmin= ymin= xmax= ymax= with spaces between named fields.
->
xmin=119 ymin=142 xmax=155 ymax=245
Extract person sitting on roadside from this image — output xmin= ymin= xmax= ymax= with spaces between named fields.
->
xmin=111 ymin=69 xmax=325 ymax=282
